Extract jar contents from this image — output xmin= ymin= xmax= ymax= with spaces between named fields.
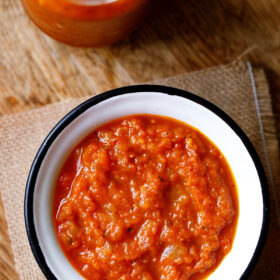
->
xmin=21 ymin=0 xmax=150 ymax=46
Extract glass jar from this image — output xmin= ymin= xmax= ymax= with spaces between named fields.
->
xmin=21 ymin=0 xmax=151 ymax=47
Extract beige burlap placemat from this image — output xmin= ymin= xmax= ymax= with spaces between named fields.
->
xmin=0 ymin=61 xmax=279 ymax=279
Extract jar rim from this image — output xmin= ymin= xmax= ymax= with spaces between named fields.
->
xmin=67 ymin=0 xmax=119 ymax=5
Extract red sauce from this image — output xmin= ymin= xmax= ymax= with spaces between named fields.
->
xmin=21 ymin=0 xmax=150 ymax=46
xmin=53 ymin=114 xmax=238 ymax=280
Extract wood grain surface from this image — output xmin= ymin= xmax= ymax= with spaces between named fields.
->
xmin=1 ymin=0 xmax=280 ymax=279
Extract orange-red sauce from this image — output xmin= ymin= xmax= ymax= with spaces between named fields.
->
xmin=32 ymin=0 xmax=148 ymax=20
xmin=21 ymin=0 xmax=150 ymax=46
xmin=53 ymin=115 xmax=238 ymax=280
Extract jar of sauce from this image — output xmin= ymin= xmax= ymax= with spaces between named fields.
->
xmin=21 ymin=0 xmax=150 ymax=47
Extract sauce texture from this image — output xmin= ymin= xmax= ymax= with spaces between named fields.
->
xmin=53 ymin=115 xmax=238 ymax=280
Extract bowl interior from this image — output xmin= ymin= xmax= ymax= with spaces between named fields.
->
xmin=31 ymin=90 xmax=264 ymax=280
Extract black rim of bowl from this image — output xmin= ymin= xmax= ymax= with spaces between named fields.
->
xmin=24 ymin=84 xmax=270 ymax=280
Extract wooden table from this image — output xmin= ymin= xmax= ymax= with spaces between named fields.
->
xmin=1 ymin=0 xmax=280 ymax=279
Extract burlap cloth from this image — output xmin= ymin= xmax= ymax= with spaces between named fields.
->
xmin=0 ymin=61 xmax=279 ymax=279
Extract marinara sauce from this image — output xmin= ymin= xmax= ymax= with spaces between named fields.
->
xmin=53 ymin=115 xmax=238 ymax=280
xmin=21 ymin=0 xmax=150 ymax=46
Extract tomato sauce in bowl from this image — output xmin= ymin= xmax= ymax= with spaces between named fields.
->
xmin=53 ymin=114 xmax=238 ymax=280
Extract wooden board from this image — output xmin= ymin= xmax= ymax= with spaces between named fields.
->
xmin=1 ymin=0 xmax=280 ymax=279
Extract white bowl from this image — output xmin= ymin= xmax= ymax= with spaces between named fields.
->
xmin=25 ymin=85 xmax=269 ymax=280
